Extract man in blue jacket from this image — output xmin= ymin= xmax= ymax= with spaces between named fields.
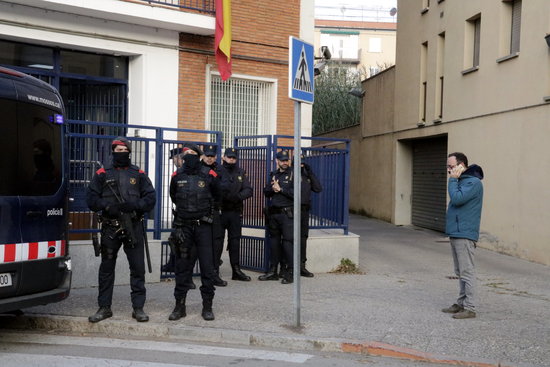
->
xmin=442 ymin=152 xmax=484 ymax=319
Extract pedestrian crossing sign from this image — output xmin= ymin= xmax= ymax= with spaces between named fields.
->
xmin=289 ymin=36 xmax=314 ymax=104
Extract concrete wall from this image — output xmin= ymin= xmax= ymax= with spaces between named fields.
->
xmin=392 ymin=0 xmax=550 ymax=265
xmin=318 ymin=0 xmax=550 ymax=265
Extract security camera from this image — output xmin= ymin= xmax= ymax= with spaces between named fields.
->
xmin=320 ymin=46 xmax=331 ymax=60
xmin=348 ymin=88 xmax=365 ymax=98
xmin=314 ymin=61 xmax=326 ymax=76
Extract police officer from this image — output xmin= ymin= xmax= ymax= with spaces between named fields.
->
xmin=86 ymin=137 xmax=156 ymax=323
xmin=260 ymin=150 xmax=294 ymax=284
xmin=298 ymin=157 xmax=322 ymax=277
xmin=219 ymin=148 xmax=253 ymax=281
xmin=168 ymin=143 xmax=221 ymax=321
xmin=202 ymin=144 xmax=227 ymax=287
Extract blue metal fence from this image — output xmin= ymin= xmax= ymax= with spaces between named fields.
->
xmin=66 ymin=120 xmax=222 ymax=241
xmin=234 ymin=135 xmax=350 ymax=271
xmin=66 ymin=122 xmax=350 ymax=274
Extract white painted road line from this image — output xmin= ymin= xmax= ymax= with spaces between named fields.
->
xmin=0 ymin=333 xmax=313 ymax=363
xmin=0 ymin=353 xmax=205 ymax=367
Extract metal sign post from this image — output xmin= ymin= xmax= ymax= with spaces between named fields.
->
xmin=288 ymin=36 xmax=314 ymax=327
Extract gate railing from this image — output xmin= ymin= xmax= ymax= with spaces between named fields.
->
xmin=273 ymin=135 xmax=351 ymax=233
xmin=234 ymin=135 xmax=350 ymax=272
xmin=66 ymin=120 xmax=222 ymax=240
xmin=66 ymin=121 xmax=350 ymax=273
xmin=232 ymin=134 xmax=351 ymax=233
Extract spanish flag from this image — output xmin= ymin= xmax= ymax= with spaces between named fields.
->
xmin=215 ymin=0 xmax=232 ymax=81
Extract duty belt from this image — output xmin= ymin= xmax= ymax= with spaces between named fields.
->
xmin=270 ymin=206 xmax=292 ymax=214
xmin=176 ymin=218 xmax=202 ymax=226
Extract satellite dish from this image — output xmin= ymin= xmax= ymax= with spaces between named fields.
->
xmin=390 ymin=7 xmax=397 ymax=16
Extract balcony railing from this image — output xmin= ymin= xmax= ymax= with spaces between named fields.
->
xmin=134 ymin=0 xmax=215 ymax=14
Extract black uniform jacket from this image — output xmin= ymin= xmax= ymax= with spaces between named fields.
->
xmin=264 ymin=167 xmax=294 ymax=208
xmin=301 ymin=165 xmax=323 ymax=206
xmin=170 ymin=165 xmax=221 ymax=220
xmin=86 ymin=164 xmax=156 ymax=218
xmin=219 ymin=162 xmax=253 ymax=211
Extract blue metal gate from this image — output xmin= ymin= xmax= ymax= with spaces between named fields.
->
xmin=235 ymin=135 xmax=350 ymax=272
xmin=66 ymin=122 xmax=349 ymax=275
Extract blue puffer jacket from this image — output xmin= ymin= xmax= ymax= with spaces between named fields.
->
xmin=445 ymin=164 xmax=484 ymax=241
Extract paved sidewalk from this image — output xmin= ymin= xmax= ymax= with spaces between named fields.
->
xmin=2 ymin=215 xmax=549 ymax=367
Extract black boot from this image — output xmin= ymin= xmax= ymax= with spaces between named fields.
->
xmin=213 ymin=269 xmax=227 ymax=287
xmin=201 ymin=299 xmax=215 ymax=321
xmin=168 ymin=297 xmax=186 ymax=321
xmin=132 ymin=308 xmax=149 ymax=322
xmin=88 ymin=306 xmax=113 ymax=323
xmin=232 ymin=265 xmax=251 ymax=281
xmin=258 ymin=266 xmax=279 ymax=281
xmin=281 ymin=269 xmax=293 ymax=284
xmin=300 ymin=263 xmax=314 ymax=277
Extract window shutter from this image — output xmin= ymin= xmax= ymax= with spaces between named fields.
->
xmin=473 ymin=18 xmax=481 ymax=67
xmin=510 ymin=0 xmax=521 ymax=54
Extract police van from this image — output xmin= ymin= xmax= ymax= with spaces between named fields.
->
xmin=0 ymin=66 xmax=71 ymax=313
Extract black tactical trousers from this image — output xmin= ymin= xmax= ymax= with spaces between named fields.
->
xmin=98 ymin=222 xmax=145 ymax=308
xmin=300 ymin=208 xmax=310 ymax=263
xmin=221 ymin=210 xmax=243 ymax=266
xmin=267 ymin=212 xmax=294 ymax=269
xmin=212 ymin=211 xmax=224 ymax=270
xmin=174 ymin=221 xmax=215 ymax=301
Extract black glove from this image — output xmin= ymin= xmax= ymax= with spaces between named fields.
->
xmin=119 ymin=201 xmax=138 ymax=213
xmin=104 ymin=203 xmax=121 ymax=217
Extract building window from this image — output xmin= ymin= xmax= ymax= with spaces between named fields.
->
xmin=473 ymin=18 xmax=481 ymax=67
xmin=420 ymin=42 xmax=428 ymax=123
xmin=209 ymin=75 xmax=276 ymax=148
xmin=463 ymin=15 xmax=481 ymax=73
xmin=507 ymin=0 xmax=521 ymax=54
xmin=320 ymin=32 xmax=359 ymax=60
xmin=368 ymin=66 xmax=380 ymax=77
xmin=436 ymin=32 xmax=445 ymax=120
xmin=368 ymin=38 xmax=382 ymax=53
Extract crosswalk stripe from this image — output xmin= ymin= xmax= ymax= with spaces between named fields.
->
xmin=0 ymin=333 xmax=313 ymax=363
xmin=0 ymin=353 xmax=205 ymax=367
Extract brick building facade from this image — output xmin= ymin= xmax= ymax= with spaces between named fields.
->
xmin=178 ymin=0 xmax=303 ymax=144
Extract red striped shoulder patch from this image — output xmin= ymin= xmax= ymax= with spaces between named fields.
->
xmin=139 ymin=169 xmax=145 ymax=174
xmin=172 ymin=171 xmax=178 ymax=177
xmin=209 ymin=169 xmax=218 ymax=177
xmin=96 ymin=168 xmax=106 ymax=175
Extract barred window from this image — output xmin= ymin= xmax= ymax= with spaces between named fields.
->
xmin=209 ymin=75 xmax=275 ymax=148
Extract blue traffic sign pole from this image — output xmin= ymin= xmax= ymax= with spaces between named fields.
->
xmin=288 ymin=36 xmax=314 ymax=327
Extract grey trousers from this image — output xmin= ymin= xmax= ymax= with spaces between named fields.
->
xmin=450 ymin=238 xmax=476 ymax=311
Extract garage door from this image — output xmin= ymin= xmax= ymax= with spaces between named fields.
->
xmin=411 ymin=137 xmax=447 ymax=232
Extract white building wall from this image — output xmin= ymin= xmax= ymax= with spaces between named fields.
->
xmin=0 ymin=1 xmax=182 ymax=133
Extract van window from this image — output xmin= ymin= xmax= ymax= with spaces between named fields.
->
xmin=0 ymin=99 xmax=62 ymax=196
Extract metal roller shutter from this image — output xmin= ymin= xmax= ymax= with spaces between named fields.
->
xmin=411 ymin=137 xmax=447 ymax=232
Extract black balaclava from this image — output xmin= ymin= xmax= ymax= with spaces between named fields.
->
xmin=183 ymin=154 xmax=201 ymax=173
xmin=222 ymin=160 xmax=237 ymax=170
xmin=112 ymin=152 xmax=131 ymax=168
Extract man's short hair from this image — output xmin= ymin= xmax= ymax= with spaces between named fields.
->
xmin=448 ymin=152 xmax=468 ymax=167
